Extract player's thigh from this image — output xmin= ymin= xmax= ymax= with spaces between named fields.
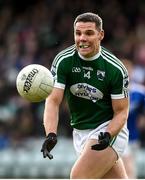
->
xmin=70 ymin=139 xmax=118 ymax=179
xmin=102 ymin=158 xmax=128 ymax=179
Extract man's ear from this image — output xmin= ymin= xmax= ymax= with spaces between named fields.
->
xmin=99 ymin=30 xmax=104 ymax=41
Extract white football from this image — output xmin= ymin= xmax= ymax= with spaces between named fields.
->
xmin=16 ymin=64 xmax=54 ymax=102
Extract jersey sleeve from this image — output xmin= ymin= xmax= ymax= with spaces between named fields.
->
xmin=110 ymin=69 xmax=129 ymax=99
xmin=51 ymin=57 xmax=66 ymax=90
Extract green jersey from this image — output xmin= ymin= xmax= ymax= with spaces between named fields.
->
xmin=51 ymin=45 xmax=129 ymax=130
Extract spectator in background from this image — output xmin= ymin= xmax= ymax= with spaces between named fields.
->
xmin=122 ymin=59 xmax=145 ymax=178
xmin=137 ymin=109 xmax=145 ymax=148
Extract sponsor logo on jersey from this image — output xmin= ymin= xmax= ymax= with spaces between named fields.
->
xmin=123 ymin=75 xmax=129 ymax=97
xmin=72 ymin=67 xmax=81 ymax=73
xmin=97 ymin=70 xmax=105 ymax=81
xmin=123 ymin=75 xmax=129 ymax=89
xmin=70 ymin=83 xmax=103 ymax=102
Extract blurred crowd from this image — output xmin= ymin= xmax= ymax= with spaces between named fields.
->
xmin=0 ymin=0 xmax=145 ymax=150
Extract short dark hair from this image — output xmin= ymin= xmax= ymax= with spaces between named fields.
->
xmin=74 ymin=12 xmax=103 ymax=31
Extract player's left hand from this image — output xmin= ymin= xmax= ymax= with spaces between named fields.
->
xmin=91 ymin=132 xmax=111 ymax=151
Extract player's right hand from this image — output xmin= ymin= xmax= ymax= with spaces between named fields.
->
xmin=41 ymin=132 xmax=57 ymax=159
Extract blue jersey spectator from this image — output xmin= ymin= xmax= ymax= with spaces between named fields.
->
xmin=128 ymin=82 xmax=145 ymax=142
xmin=122 ymin=59 xmax=145 ymax=178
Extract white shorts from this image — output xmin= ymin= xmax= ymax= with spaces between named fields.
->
xmin=73 ymin=121 xmax=129 ymax=158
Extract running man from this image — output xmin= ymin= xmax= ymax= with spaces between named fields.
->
xmin=41 ymin=12 xmax=129 ymax=179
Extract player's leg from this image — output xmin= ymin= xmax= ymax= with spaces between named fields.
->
xmin=102 ymin=158 xmax=128 ymax=179
xmin=70 ymin=139 xmax=118 ymax=179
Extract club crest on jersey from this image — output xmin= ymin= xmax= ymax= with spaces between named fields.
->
xmin=97 ymin=70 xmax=105 ymax=81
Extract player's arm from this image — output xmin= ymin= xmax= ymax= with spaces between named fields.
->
xmin=91 ymin=97 xmax=129 ymax=151
xmin=92 ymin=64 xmax=129 ymax=151
xmin=43 ymin=87 xmax=64 ymax=135
xmin=106 ymin=97 xmax=129 ymax=137
xmin=41 ymin=87 xmax=64 ymax=159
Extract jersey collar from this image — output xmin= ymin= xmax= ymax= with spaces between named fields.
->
xmin=78 ymin=46 xmax=101 ymax=61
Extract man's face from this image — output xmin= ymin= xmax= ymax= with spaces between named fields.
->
xmin=74 ymin=22 xmax=104 ymax=58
